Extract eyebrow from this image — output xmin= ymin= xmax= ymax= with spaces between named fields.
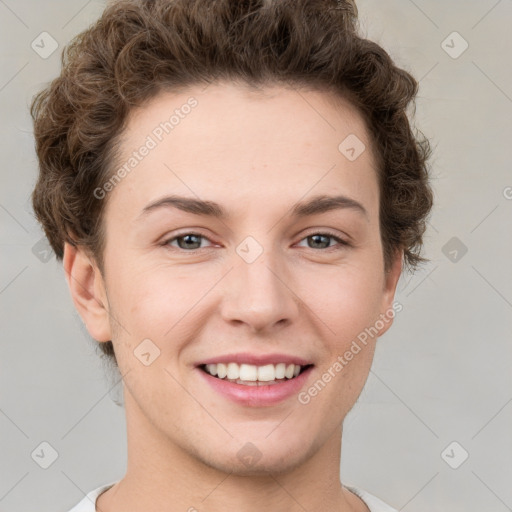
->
xmin=139 ymin=193 xmax=369 ymax=221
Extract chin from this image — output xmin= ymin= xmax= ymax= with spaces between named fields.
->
xmin=192 ymin=434 xmax=319 ymax=477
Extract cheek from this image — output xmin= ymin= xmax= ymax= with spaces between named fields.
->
xmin=109 ymin=266 xmax=210 ymax=361
xmin=313 ymin=267 xmax=384 ymax=342
xmin=307 ymin=267 xmax=383 ymax=402
xmin=110 ymin=262 xmax=185 ymax=320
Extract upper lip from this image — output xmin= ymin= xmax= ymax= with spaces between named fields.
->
xmin=196 ymin=352 xmax=314 ymax=367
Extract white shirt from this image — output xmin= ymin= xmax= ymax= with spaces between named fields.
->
xmin=67 ymin=480 xmax=398 ymax=511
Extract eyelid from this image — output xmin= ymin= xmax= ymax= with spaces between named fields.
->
xmin=161 ymin=228 xmax=352 ymax=251
xmin=300 ymin=228 xmax=351 ymax=245
xmin=161 ymin=229 xmax=216 ymax=249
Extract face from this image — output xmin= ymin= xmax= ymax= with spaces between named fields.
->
xmin=68 ymin=82 xmax=402 ymax=475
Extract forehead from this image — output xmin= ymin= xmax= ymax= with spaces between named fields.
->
xmin=105 ymin=82 xmax=379 ymax=220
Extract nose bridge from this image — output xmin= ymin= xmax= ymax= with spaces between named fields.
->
xmin=220 ymin=239 xmax=298 ymax=330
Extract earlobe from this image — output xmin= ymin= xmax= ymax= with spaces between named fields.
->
xmin=62 ymin=242 xmax=112 ymax=342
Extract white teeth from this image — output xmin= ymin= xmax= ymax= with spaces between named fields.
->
xmin=226 ymin=362 xmax=239 ymax=379
xmin=239 ymin=364 xmax=258 ymax=381
xmin=217 ymin=363 xmax=227 ymax=378
xmin=257 ymin=364 xmax=275 ymax=381
xmin=205 ymin=364 xmax=217 ymax=376
xmin=284 ymin=364 xmax=295 ymax=379
xmin=203 ymin=362 xmax=305 ymax=382
xmin=275 ymin=363 xmax=286 ymax=379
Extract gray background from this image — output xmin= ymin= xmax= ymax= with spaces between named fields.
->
xmin=1 ymin=1 xmax=511 ymax=511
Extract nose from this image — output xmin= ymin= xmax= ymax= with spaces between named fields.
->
xmin=219 ymin=249 xmax=300 ymax=333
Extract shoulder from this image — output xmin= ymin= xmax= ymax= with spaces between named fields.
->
xmin=68 ymin=481 xmax=398 ymax=512
xmin=344 ymin=484 xmax=399 ymax=512
xmin=66 ymin=481 xmax=118 ymax=512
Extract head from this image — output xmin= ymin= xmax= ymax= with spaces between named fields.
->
xmin=31 ymin=0 xmax=433 ymax=474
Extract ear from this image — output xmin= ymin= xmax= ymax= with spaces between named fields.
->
xmin=376 ymin=248 xmax=403 ymax=337
xmin=62 ymin=242 xmax=112 ymax=342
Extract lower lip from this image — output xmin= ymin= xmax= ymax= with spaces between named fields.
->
xmin=196 ymin=366 xmax=314 ymax=407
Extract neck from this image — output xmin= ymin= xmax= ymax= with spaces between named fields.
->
xmin=97 ymin=389 xmax=367 ymax=512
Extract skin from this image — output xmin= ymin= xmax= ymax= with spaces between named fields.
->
xmin=63 ymin=82 xmax=403 ymax=512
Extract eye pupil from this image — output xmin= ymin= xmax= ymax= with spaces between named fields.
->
xmin=309 ymin=234 xmax=330 ymax=249
xmin=178 ymin=234 xmax=201 ymax=249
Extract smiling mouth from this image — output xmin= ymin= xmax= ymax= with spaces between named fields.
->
xmin=199 ymin=362 xmax=314 ymax=386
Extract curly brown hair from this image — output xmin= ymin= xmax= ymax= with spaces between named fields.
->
xmin=31 ymin=0 xmax=434 ymax=364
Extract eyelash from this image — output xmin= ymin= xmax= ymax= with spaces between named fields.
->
xmin=161 ymin=231 xmax=351 ymax=252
